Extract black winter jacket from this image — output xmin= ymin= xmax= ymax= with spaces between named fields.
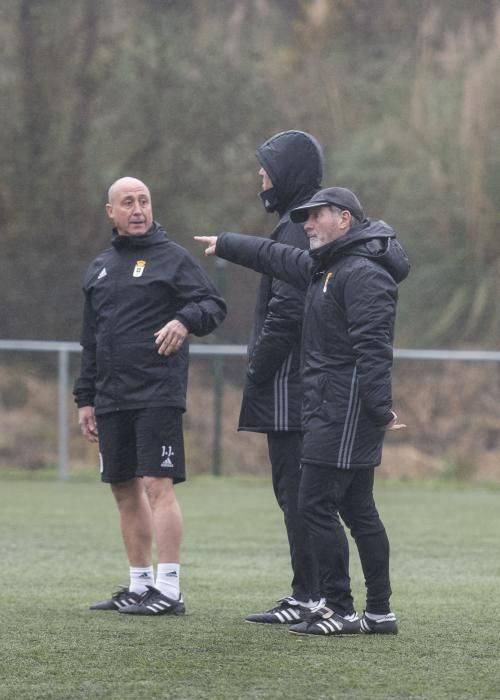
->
xmin=73 ymin=223 xmax=226 ymax=414
xmin=237 ymin=130 xmax=323 ymax=432
xmin=216 ymin=220 xmax=410 ymax=469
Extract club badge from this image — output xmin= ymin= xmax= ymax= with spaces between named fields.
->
xmin=133 ymin=260 xmax=146 ymax=278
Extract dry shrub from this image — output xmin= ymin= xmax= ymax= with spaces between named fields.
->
xmin=185 ymin=362 xmax=270 ymax=477
xmin=1 ymin=360 xmax=500 ymax=481
xmin=390 ymin=360 xmax=500 ymax=480
xmin=187 ymin=360 xmax=500 ymax=482
xmin=0 ymin=366 xmax=58 ymax=470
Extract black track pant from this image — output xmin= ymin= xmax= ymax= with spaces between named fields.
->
xmin=298 ymin=464 xmax=392 ymax=615
xmin=267 ymin=432 xmax=319 ymax=602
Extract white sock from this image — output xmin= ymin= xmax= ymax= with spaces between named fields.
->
xmin=343 ymin=612 xmax=360 ymax=622
xmin=310 ymin=598 xmax=327 ymax=612
xmin=129 ymin=565 xmax=154 ymax=594
xmin=365 ymin=611 xmax=396 ymax=622
xmin=306 ymin=597 xmax=326 ymax=609
xmin=155 ymin=563 xmax=180 ymax=599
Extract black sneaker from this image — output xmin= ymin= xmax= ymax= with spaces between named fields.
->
xmin=289 ymin=605 xmax=360 ymax=636
xmin=245 ymin=596 xmax=309 ymax=624
xmin=89 ymin=586 xmax=143 ymax=611
xmin=360 ymin=612 xmax=398 ymax=635
xmin=118 ymin=586 xmax=185 ymax=616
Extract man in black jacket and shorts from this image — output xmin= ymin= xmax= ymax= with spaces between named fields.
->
xmin=74 ymin=176 xmax=226 ymax=616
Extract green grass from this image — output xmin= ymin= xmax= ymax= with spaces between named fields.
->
xmin=0 ymin=475 xmax=499 ymax=700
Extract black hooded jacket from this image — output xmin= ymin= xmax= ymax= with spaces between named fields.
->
xmin=238 ymin=130 xmax=323 ymax=432
xmin=73 ymin=223 xmax=226 ymax=414
xmin=216 ymin=220 xmax=410 ymax=469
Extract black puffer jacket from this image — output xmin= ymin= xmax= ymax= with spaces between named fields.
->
xmin=238 ymin=130 xmax=323 ymax=432
xmin=73 ymin=223 xmax=226 ymax=414
xmin=216 ymin=220 xmax=410 ymax=469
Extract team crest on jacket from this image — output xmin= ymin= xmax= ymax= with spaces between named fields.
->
xmin=323 ymin=272 xmax=333 ymax=292
xmin=133 ymin=260 xmax=146 ymax=277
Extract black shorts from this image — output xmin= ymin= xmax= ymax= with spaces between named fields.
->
xmin=96 ymin=407 xmax=186 ymax=484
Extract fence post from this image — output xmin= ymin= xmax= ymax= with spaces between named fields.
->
xmin=211 ymin=258 xmax=227 ymax=476
xmin=57 ymin=347 xmax=70 ymax=480
xmin=212 ymin=354 xmax=224 ymax=476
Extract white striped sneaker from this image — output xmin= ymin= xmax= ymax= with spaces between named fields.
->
xmin=89 ymin=587 xmax=144 ymax=611
xmin=245 ymin=597 xmax=309 ymax=624
xmin=245 ymin=596 xmax=309 ymax=625
xmin=289 ymin=606 xmax=360 ymax=636
xmin=359 ymin=612 xmax=398 ymax=635
xmin=118 ymin=586 xmax=185 ymax=616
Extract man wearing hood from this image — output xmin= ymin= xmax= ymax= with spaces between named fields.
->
xmin=231 ymin=130 xmax=324 ymax=623
xmin=74 ymin=177 xmax=226 ymax=617
xmin=195 ymin=186 xmax=410 ymax=636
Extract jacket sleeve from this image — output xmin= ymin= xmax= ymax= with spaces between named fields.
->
xmin=216 ymin=232 xmax=311 ymax=290
xmin=246 ymin=276 xmax=305 ymax=384
xmin=247 ymin=222 xmax=308 ymax=383
xmin=171 ymin=250 xmax=227 ymax=336
xmin=342 ymin=261 xmax=397 ymax=426
xmin=73 ymin=293 xmax=97 ymax=408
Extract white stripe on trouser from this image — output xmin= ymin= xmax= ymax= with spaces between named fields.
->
xmin=337 ymin=368 xmax=361 ymax=469
xmin=273 ymin=352 xmax=292 ymax=431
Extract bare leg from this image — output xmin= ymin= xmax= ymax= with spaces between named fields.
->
xmin=142 ymin=476 xmax=183 ymax=562
xmin=110 ymin=478 xmax=153 ymax=566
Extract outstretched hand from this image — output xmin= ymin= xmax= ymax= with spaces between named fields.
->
xmin=194 ymin=236 xmax=218 ymax=256
xmin=383 ymin=411 xmax=407 ymax=431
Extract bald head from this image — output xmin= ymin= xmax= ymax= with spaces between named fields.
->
xmin=107 ymin=177 xmax=151 ymax=205
xmin=105 ymin=177 xmax=153 ymax=236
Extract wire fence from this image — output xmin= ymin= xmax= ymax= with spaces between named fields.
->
xmin=1 ymin=339 xmax=500 ymax=479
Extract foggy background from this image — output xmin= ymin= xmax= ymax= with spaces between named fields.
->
xmin=1 ymin=0 xmax=499 ymax=348
xmin=1 ymin=0 xmax=499 ymax=478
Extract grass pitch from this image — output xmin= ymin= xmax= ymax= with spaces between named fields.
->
xmin=0 ymin=475 xmax=499 ymax=699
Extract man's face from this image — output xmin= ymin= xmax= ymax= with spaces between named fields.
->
xmin=258 ymin=167 xmax=273 ymax=192
xmin=106 ymin=180 xmax=153 ymax=236
xmin=303 ymin=206 xmax=350 ymax=250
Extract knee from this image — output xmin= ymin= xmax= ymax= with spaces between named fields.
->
xmin=275 ymin=485 xmax=299 ymax=516
xmin=348 ymin=515 xmax=385 ymax=540
xmin=340 ymin=499 xmax=383 ymax=539
xmin=297 ymin=490 xmax=319 ymax=528
xmin=273 ymin=482 xmax=288 ymax=513
xmin=111 ymin=478 xmax=143 ymax=509
xmin=272 ymin=473 xmax=300 ymax=515
xmin=143 ymin=476 xmax=176 ymax=509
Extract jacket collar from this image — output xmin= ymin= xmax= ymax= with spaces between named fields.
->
xmin=309 ymin=219 xmax=395 ymax=267
xmin=111 ymin=221 xmax=168 ymax=249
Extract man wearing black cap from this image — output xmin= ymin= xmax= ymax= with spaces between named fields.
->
xmin=195 ymin=186 xmax=410 ymax=636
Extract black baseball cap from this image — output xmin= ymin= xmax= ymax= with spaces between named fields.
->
xmin=290 ymin=187 xmax=364 ymax=223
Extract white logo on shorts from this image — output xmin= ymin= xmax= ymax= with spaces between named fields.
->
xmin=161 ymin=445 xmax=174 ymax=468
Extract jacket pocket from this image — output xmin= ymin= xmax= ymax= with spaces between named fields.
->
xmin=319 ymin=376 xmax=341 ymax=423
